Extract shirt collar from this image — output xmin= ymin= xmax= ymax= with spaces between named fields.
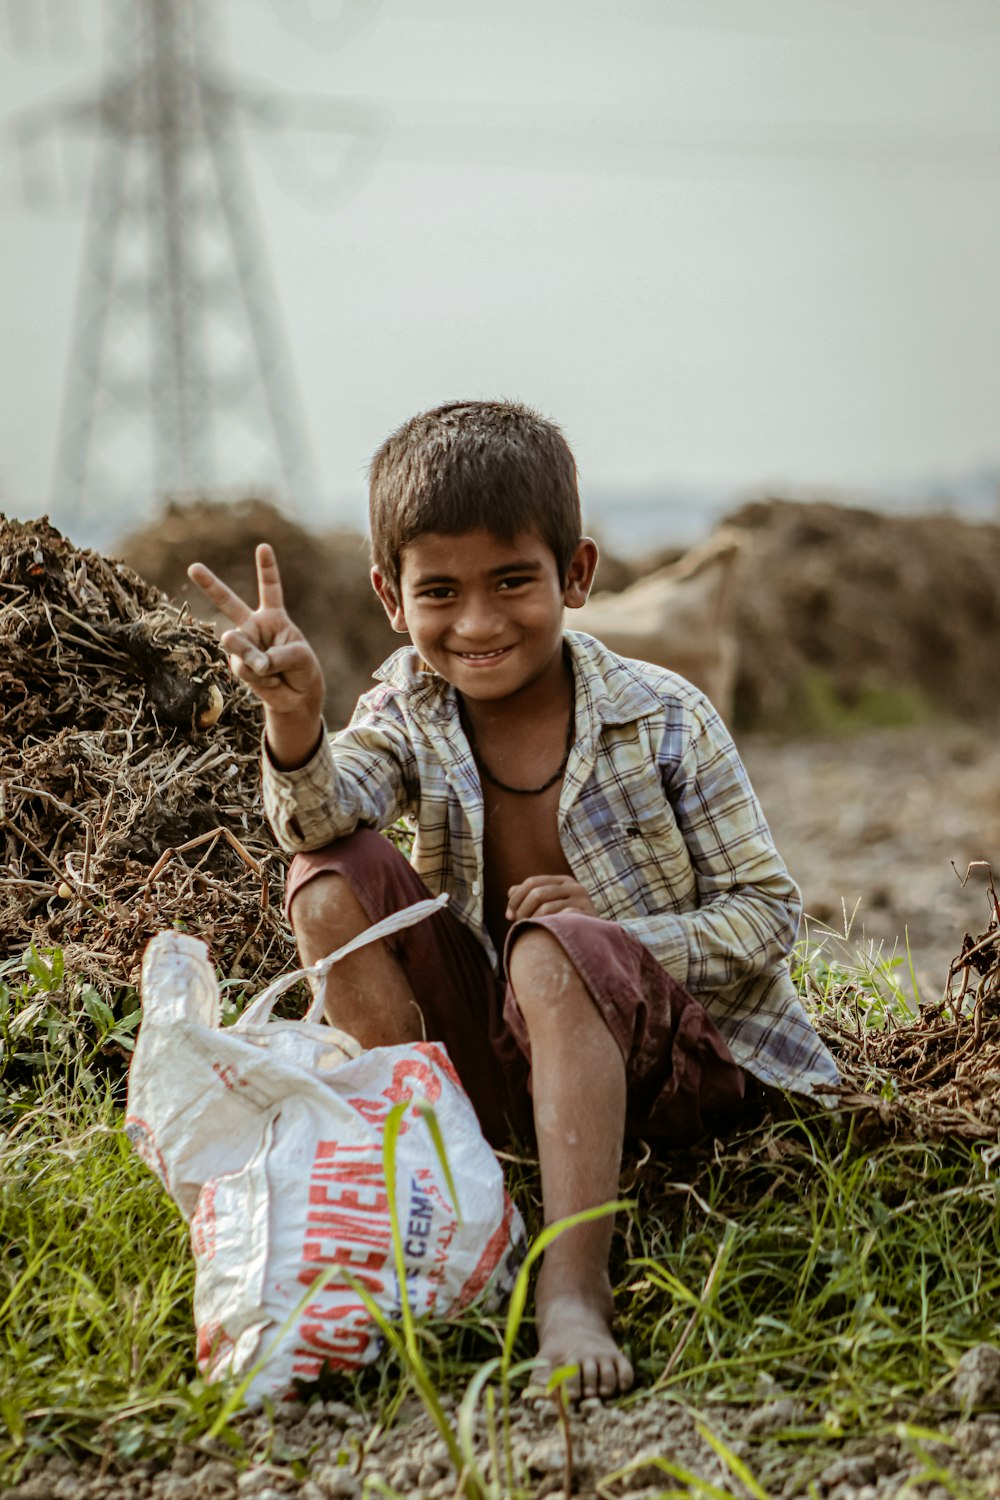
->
xmin=564 ymin=630 xmax=667 ymax=729
xmin=371 ymin=630 xmax=666 ymax=730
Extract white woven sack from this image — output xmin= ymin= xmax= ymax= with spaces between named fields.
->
xmin=126 ymin=897 xmax=525 ymax=1404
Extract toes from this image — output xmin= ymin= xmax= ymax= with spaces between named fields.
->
xmin=578 ymin=1358 xmax=600 ymax=1399
xmin=597 ymin=1356 xmax=621 ymax=1398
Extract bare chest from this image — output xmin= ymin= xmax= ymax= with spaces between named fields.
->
xmin=479 ymin=781 xmax=572 ymax=949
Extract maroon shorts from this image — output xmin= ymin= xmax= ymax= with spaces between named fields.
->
xmin=284 ymin=830 xmax=745 ymax=1149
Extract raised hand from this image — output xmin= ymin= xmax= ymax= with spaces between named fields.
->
xmin=187 ymin=543 xmax=325 ymax=737
xmin=506 ymin=875 xmax=597 ymax=922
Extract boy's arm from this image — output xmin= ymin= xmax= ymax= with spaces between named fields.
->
xmin=187 ymin=543 xmax=325 ymax=769
xmin=262 ymin=693 xmax=416 ymax=853
xmin=187 ymin=545 xmax=415 ymax=850
xmin=619 ymin=706 xmax=801 ymax=999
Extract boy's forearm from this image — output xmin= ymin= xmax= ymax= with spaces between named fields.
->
xmin=263 ymin=708 xmax=325 ymax=771
xmin=619 ymin=872 xmax=800 ymax=995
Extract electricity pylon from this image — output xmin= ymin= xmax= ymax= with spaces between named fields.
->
xmin=11 ymin=0 xmax=377 ymax=533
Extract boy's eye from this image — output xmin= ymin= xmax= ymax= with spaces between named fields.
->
xmin=498 ymin=575 xmax=533 ymax=590
xmin=419 ymin=586 xmax=456 ymax=600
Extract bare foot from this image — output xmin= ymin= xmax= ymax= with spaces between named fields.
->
xmin=536 ymin=1285 xmax=634 ymax=1400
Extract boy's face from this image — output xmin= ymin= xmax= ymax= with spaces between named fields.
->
xmin=372 ymin=528 xmax=598 ymax=704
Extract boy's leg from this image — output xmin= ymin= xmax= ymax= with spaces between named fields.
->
xmin=505 ymin=926 xmax=633 ymax=1400
xmin=291 ymin=863 xmax=425 ymax=1048
xmin=505 ymin=912 xmax=745 ymax=1400
xmin=285 ymin=829 xmax=518 ymax=1146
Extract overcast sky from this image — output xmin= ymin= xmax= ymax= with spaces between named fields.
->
xmin=1 ymin=0 xmax=999 ymax=546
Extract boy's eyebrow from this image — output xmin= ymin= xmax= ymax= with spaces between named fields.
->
xmin=410 ymin=559 xmax=545 ymax=586
xmin=490 ymin=558 xmax=544 ymax=577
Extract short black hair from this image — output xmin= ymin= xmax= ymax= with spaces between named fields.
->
xmin=369 ymin=400 xmax=581 ymax=592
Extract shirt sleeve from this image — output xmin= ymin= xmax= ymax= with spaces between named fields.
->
xmin=618 ymin=703 xmax=801 ymax=997
xmin=261 ymin=688 xmax=417 ymax=853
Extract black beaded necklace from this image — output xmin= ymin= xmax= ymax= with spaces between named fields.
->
xmin=463 ymin=702 xmax=576 ymax=796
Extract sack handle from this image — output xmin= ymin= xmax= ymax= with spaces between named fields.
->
xmin=233 ymin=892 xmax=450 ymax=1031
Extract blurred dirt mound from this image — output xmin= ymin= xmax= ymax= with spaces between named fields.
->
xmin=1 ymin=514 xmax=289 ymax=1001
xmin=721 ymin=498 xmax=1000 ymax=730
xmin=118 ymin=497 xmax=397 ymax=726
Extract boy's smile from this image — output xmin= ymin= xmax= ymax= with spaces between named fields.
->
xmin=372 ymin=528 xmax=598 ymax=706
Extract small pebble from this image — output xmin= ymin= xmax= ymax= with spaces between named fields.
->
xmin=743 ymin=1398 xmax=800 ymax=1436
xmin=954 ymin=1344 xmax=1000 ymax=1411
xmin=525 ymin=1441 xmax=564 ymax=1476
xmin=312 ymin=1468 xmax=360 ymax=1500
xmin=322 ymin=1401 xmax=356 ymax=1422
xmin=821 ymin=1454 xmax=877 ymax=1488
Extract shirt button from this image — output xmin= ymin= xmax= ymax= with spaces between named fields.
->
xmin=472 ymin=880 xmax=481 ymax=897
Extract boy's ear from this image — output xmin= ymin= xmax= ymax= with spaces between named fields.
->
xmin=371 ymin=567 xmax=408 ymax=632
xmin=562 ymin=537 xmax=600 ymax=609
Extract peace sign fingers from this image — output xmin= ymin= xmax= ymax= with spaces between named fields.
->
xmin=254 ymin=542 xmax=285 ymax=612
xmin=186 ymin=560 xmax=255 ymax=630
xmin=186 ymin=543 xmax=325 ymax=719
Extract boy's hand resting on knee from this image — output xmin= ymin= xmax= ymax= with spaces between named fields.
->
xmin=187 ymin=543 xmax=325 ymax=769
xmin=506 ymin=875 xmax=597 ymax=921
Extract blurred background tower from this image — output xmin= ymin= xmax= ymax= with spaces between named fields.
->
xmin=41 ymin=0 xmax=317 ymax=531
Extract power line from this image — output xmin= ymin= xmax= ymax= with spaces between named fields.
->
xmin=5 ymin=0 xmax=381 ymax=536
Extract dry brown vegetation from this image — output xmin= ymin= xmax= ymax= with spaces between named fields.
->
xmin=1 ymin=514 xmax=288 ymax=994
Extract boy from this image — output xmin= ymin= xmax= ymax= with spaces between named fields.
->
xmin=189 ymin=400 xmax=839 ymax=1400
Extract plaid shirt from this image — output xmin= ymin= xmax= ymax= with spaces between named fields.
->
xmin=263 ymin=631 xmax=840 ymax=1098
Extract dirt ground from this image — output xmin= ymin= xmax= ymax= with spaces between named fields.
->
xmin=741 ymin=718 xmax=1000 ymax=1007
xmin=8 ymin=1361 xmax=1000 ymax=1500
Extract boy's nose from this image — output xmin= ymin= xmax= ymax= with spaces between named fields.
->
xmin=454 ymin=595 xmax=505 ymax=643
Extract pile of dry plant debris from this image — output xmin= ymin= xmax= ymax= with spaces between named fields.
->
xmin=3 ymin=513 xmax=1000 ymax=1146
xmin=1 ymin=514 xmax=288 ymax=999
xmin=807 ymin=866 xmax=1000 ymax=1145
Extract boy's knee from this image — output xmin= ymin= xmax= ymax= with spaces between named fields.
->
xmin=287 ymin=828 xmax=410 ymax=939
xmin=507 ymin=925 xmax=588 ymax=1021
xmin=289 ymin=870 xmax=367 ymax=941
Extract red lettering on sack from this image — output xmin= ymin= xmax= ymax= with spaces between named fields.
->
xmin=295 ymin=1139 xmax=451 ymax=1370
xmin=312 ymin=1149 xmax=384 ymax=1188
xmin=196 ymin=1318 xmax=233 ymax=1372
xmin=299 ymin=1296 xmax=369 ymax=1321
xmin=385 ymin=1055 xmax=442 ymax=1106
xmin=303 ymin=1210 xmax=391 ymax=1249
xmin=294 ymin=1138 xmax=396 ymax=1361
xmin=432 ymin=1222 xmax=458 ymax=1275
xmin=455 ymin=1195 xmax=518 ymax=1309
xmin=304 ymin=1216 xmax=390 ymax=1257
xmin=347 ymin=1095 xmax=401 ymax=1132
xmin=211 ymin=1061 xmax=248 ymax=1091
xmin=419 ymin=1041 xmax=462 ymax=1090
xmin=190 ymin=1182 xmax=217 ymax=1261
xmin=298 ymin=1321 xmax=372 ymax=1359
xmin=308 ymin=1181 xmax=389 ymax=1213
xmin=313 ymin=1140 xmax=370 ymax=1161
xmin=345 ymin=1049 xmax=446 ymax=1135
xmin=297 ymin=1244 xmax=388 ymax=1295
xmin=312 ymin=1162 xmax=384 ymax=1186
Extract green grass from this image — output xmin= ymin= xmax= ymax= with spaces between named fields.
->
xmin=788 ymin=669 xmax=929 ymax=735
xmin=2 ymin=940 xmax=998 ymax=1493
